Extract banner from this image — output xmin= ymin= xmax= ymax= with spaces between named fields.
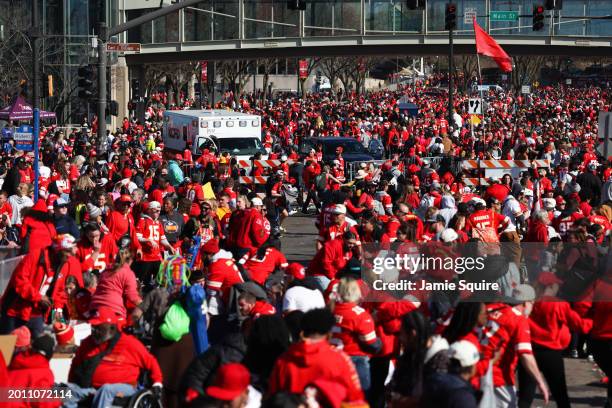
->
xmin=298 ymin=60 xmax=308 ymax=79
xmin=200 ymin=61 xmax=208 ymax=83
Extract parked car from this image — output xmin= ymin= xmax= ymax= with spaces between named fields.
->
xmin=299 ymin=137 xmax=374 ymax=163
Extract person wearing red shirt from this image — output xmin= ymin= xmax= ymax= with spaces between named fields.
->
xmin=20 ymin=199 xmax=57 ymax=253
xmin=6 ymin=335 xmax=58 ymax=408
xmin=483 ymin=285 xmax=549 ymax=407
xmin=302 ymin=160 xmax=322 ymax=213
xmin=243 ymin=245 xmax=288 ymax=285
xmin=551 ymin=202 xmax=584 ymax=238
xmin=520 ymin=272 xmax=592 ymax=408
xmin=76 ymin=223 xmax=118 ymax=274
xmin=307 ymin=231 xmax=358 ymax=291
xmin=0 ymin=191 xmax=13 ymax=220
xmin=317 ymin=204 xmax=360 ymax=249
xmin=105 ymin=195 xmax=141 ymax=254
xmin=238 ymin=292 xmax=276 ymax=320
xmin=268 ymin=308 xmax=365 ymax=403
xmin=575 ymin=270 xmax=612 ymax=406
xmin=201 ymin=239 xmax=244 ymax=315
xmin=331 ymin=279 xmax=381 ymax=394
xmin=134 ymin=201 xmax=174 ymax=288
xmin=149 ymin=176 xmax=176 ymax=204
xmin=66 ymin=307 xmax=162 ymax=408
xmin=467 ymin=199 xmax=509 ymax=240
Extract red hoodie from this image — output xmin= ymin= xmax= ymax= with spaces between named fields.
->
xmin=575 ymin=277 xmax=612 ymax=340
xmin=529 ymin=297 xmax=592 ymax=350
xmin=268 ymin=339 xmax=364 ymax=402
xmin=6 ymin=351 xmax=58 ymax=408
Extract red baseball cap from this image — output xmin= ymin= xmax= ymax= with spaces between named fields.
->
xmin=121 ymin=168 xmax=133 ymax=179
xmin=538 ymin=271 xmax=563 ymax=287
xmin=286 ymin=262 xmax=306 ymax=280
xmin=88 ymin=307 xmax=119 ymax=326
xmin=118 ymin=194 xmax=132 ymax=203
xmin=200 ymin=239 xmax=220 ymax=255
xmin=205 ymin=363 xmax=250 ymax=401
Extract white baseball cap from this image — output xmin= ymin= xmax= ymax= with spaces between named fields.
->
xmin=449 ymin=340 xmax=480 ymax=367
xmin=332 ymin=204 xmax=347 ymax=215
xmin=440 ymin=228 xmax=458 ymax=243
xmin=148 ymin=201 xmax=161 ymax=210
xmin=513 ymin=284 xmax=536 ymax=302
xmin=251 ymin=197 xmax=264 ymax=206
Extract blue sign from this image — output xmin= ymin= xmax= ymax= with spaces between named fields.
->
xmin=14 ymin=125 xmax=34 ymax=151
xmin=1 ymin=128 xmax=12 ymax=140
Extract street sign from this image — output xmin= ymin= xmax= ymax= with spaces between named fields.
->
xmin=468 ymin=98 xmax=482 ymax=115
xmin=598 ymin=112 xmax=612 ymax=158
xmin=14 ymin=125 xmax=33 ymax=151
xmin=464 ymin=8 xmax=477 ymax=24
xmin=469 ymin=115 xmax=481 ymax=126
xmin=106 ymin=43 xmax=141 ymax=53
xmin=521 ymin=85 xmax=531 ymax=94
xmin=490 ymin=11 xmax=519 ymax=21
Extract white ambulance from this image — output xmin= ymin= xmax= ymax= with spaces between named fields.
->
xmin=162 ymin=109 xmax=265 ymax=160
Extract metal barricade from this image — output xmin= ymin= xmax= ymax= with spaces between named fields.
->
xmin=0 ymin=252 xmax=24 ymax=297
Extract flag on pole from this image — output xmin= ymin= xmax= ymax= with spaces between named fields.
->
xmin=473 ymin=19 xmax=513 ymax=72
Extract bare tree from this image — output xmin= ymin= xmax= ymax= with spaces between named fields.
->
xmin=299 ymin=58 xmax=320 ymax=98
xmin=319 ymin=57 xmax=352 ymax=100
xmin=258 ymin=58 xmax=278 ymax=102
xmin=348 ymin=57 xmax=377 ymax=95
xmin=512 ymin=56 xmax=546 ymax=91
xmin=217 ymin=60 xmax=254 ymax=96
xmin=455 ymin=55 xmax=478 ymax=91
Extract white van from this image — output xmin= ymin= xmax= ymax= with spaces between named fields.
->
xmin=162 ymin=110 xmax=266 ymax=161
xmin=473 ymin=84 xmax=504 ymax=93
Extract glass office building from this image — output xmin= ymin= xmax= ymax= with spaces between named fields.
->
xmin=123 ymin=0 xmax=612 ymax=44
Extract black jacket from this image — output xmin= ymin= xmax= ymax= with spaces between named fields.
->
xmin=423 ymin=372 xmax=480 ymax=408
xmin=179 ymin=332 xmax=247 ymax=398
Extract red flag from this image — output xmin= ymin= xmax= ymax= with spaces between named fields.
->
xmin=473 ymin=19 xmax=512 ymax=72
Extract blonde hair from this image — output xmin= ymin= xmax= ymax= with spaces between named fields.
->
xmin=337 ymin=278 xmax=362 ymax=304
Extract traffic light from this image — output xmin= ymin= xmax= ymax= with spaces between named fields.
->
xmin=43 ymin=74 xmax=53 ymax=97
xmin=532 ymin=5 xmax=545 ymax=31
xmin=545 ymin=0 xmax=562 ymax=10
xmin=445 ymin=3 xmax=457 ymax=31
xmin=287 ymin=0 xmax=306 ymax=11
xmin=77 ymin=65 xmax=96 ymax=99
xmin=406 ymin=0 xmax=425 ymax=10
xmin=107 ymin=100 xmax=119 ymax=116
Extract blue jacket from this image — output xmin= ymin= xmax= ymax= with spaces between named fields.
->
xmin=54 ymin=215 xmax=80 ymax=240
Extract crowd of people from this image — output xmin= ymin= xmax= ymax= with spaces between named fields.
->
xmin=0 ymin=80 xmax=609 ymax=408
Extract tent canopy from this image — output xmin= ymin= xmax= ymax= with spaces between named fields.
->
xmin=0 ymin=95 xmax=56 ymax=121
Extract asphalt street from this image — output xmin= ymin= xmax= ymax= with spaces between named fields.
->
xmin=279 ymin=215 xmax=608 ymax=408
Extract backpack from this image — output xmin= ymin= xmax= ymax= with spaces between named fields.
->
xmin=159 ymin=301 xmax=191 ymax=342
xmin=314 ymin=174 xmax=327 ymax=192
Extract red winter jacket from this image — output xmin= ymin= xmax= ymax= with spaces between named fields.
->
xmin=6 ymin=351 xmax=58 ymax=408
xmin=226 ymin=208 xmax=269 ymax=256
xmin=69 ymin=333 xmax=162 ymax=388
xmin=575 ymin=277 xmax=612 ymax=340
xmin=1 ymin=249 xmax=67 ymax=321
xmin=268 ymin=339 xmax=364 ymax=402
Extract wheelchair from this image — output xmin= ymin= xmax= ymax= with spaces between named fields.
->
xmin=75 ymin=386 xmax=162 ymax=408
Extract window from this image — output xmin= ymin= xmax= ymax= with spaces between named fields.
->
xmin=239 ymin=121 xmax=247 ymax=127
xmin=213 ymin=121 xmax=221 ymax=128
xmin=226 ymin=121 xmax=234 ymax=127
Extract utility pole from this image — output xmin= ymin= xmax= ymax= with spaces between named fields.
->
xmin=97 ymin=22 xmax=107 ymax=153
xmin=32 ymin=0 xmax=41 ymax=201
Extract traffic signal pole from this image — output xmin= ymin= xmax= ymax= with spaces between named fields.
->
xmin=96 ymin=0 xmax=204 ymax=153
xmin=32 ymin=0 xmax=41 ymax=202
xmin=97 ymin=22 xmax=107 ymax=153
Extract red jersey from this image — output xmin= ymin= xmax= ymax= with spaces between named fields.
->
xmin=106 ymin=210 xmax=141 ymax=250
xmin=552 ymin=212 xmax=584 ymax=238
xmin=76 ymin=234 xmax=118 ymax=273
xmin=318 ymin=221 xmax=360 ymax=245
xmin=0 ymin=202 xmax=13 ymax=219
xmin=467 ymin=209 xmax=509 ymax=237
xmin=331 ymin=302 xmax=378 ymax=357
xmin=243 ymin=247 xmax=288 ymax=285
xmin=205 ymin=251 xmax=244 ymax=303
xmin=484 ymin=303 xmax=533 ymax=387
xmin=575 ymin=278 xmax=612 ymax=340
xmin=136 ymin=216 xmax=166 ymax=262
